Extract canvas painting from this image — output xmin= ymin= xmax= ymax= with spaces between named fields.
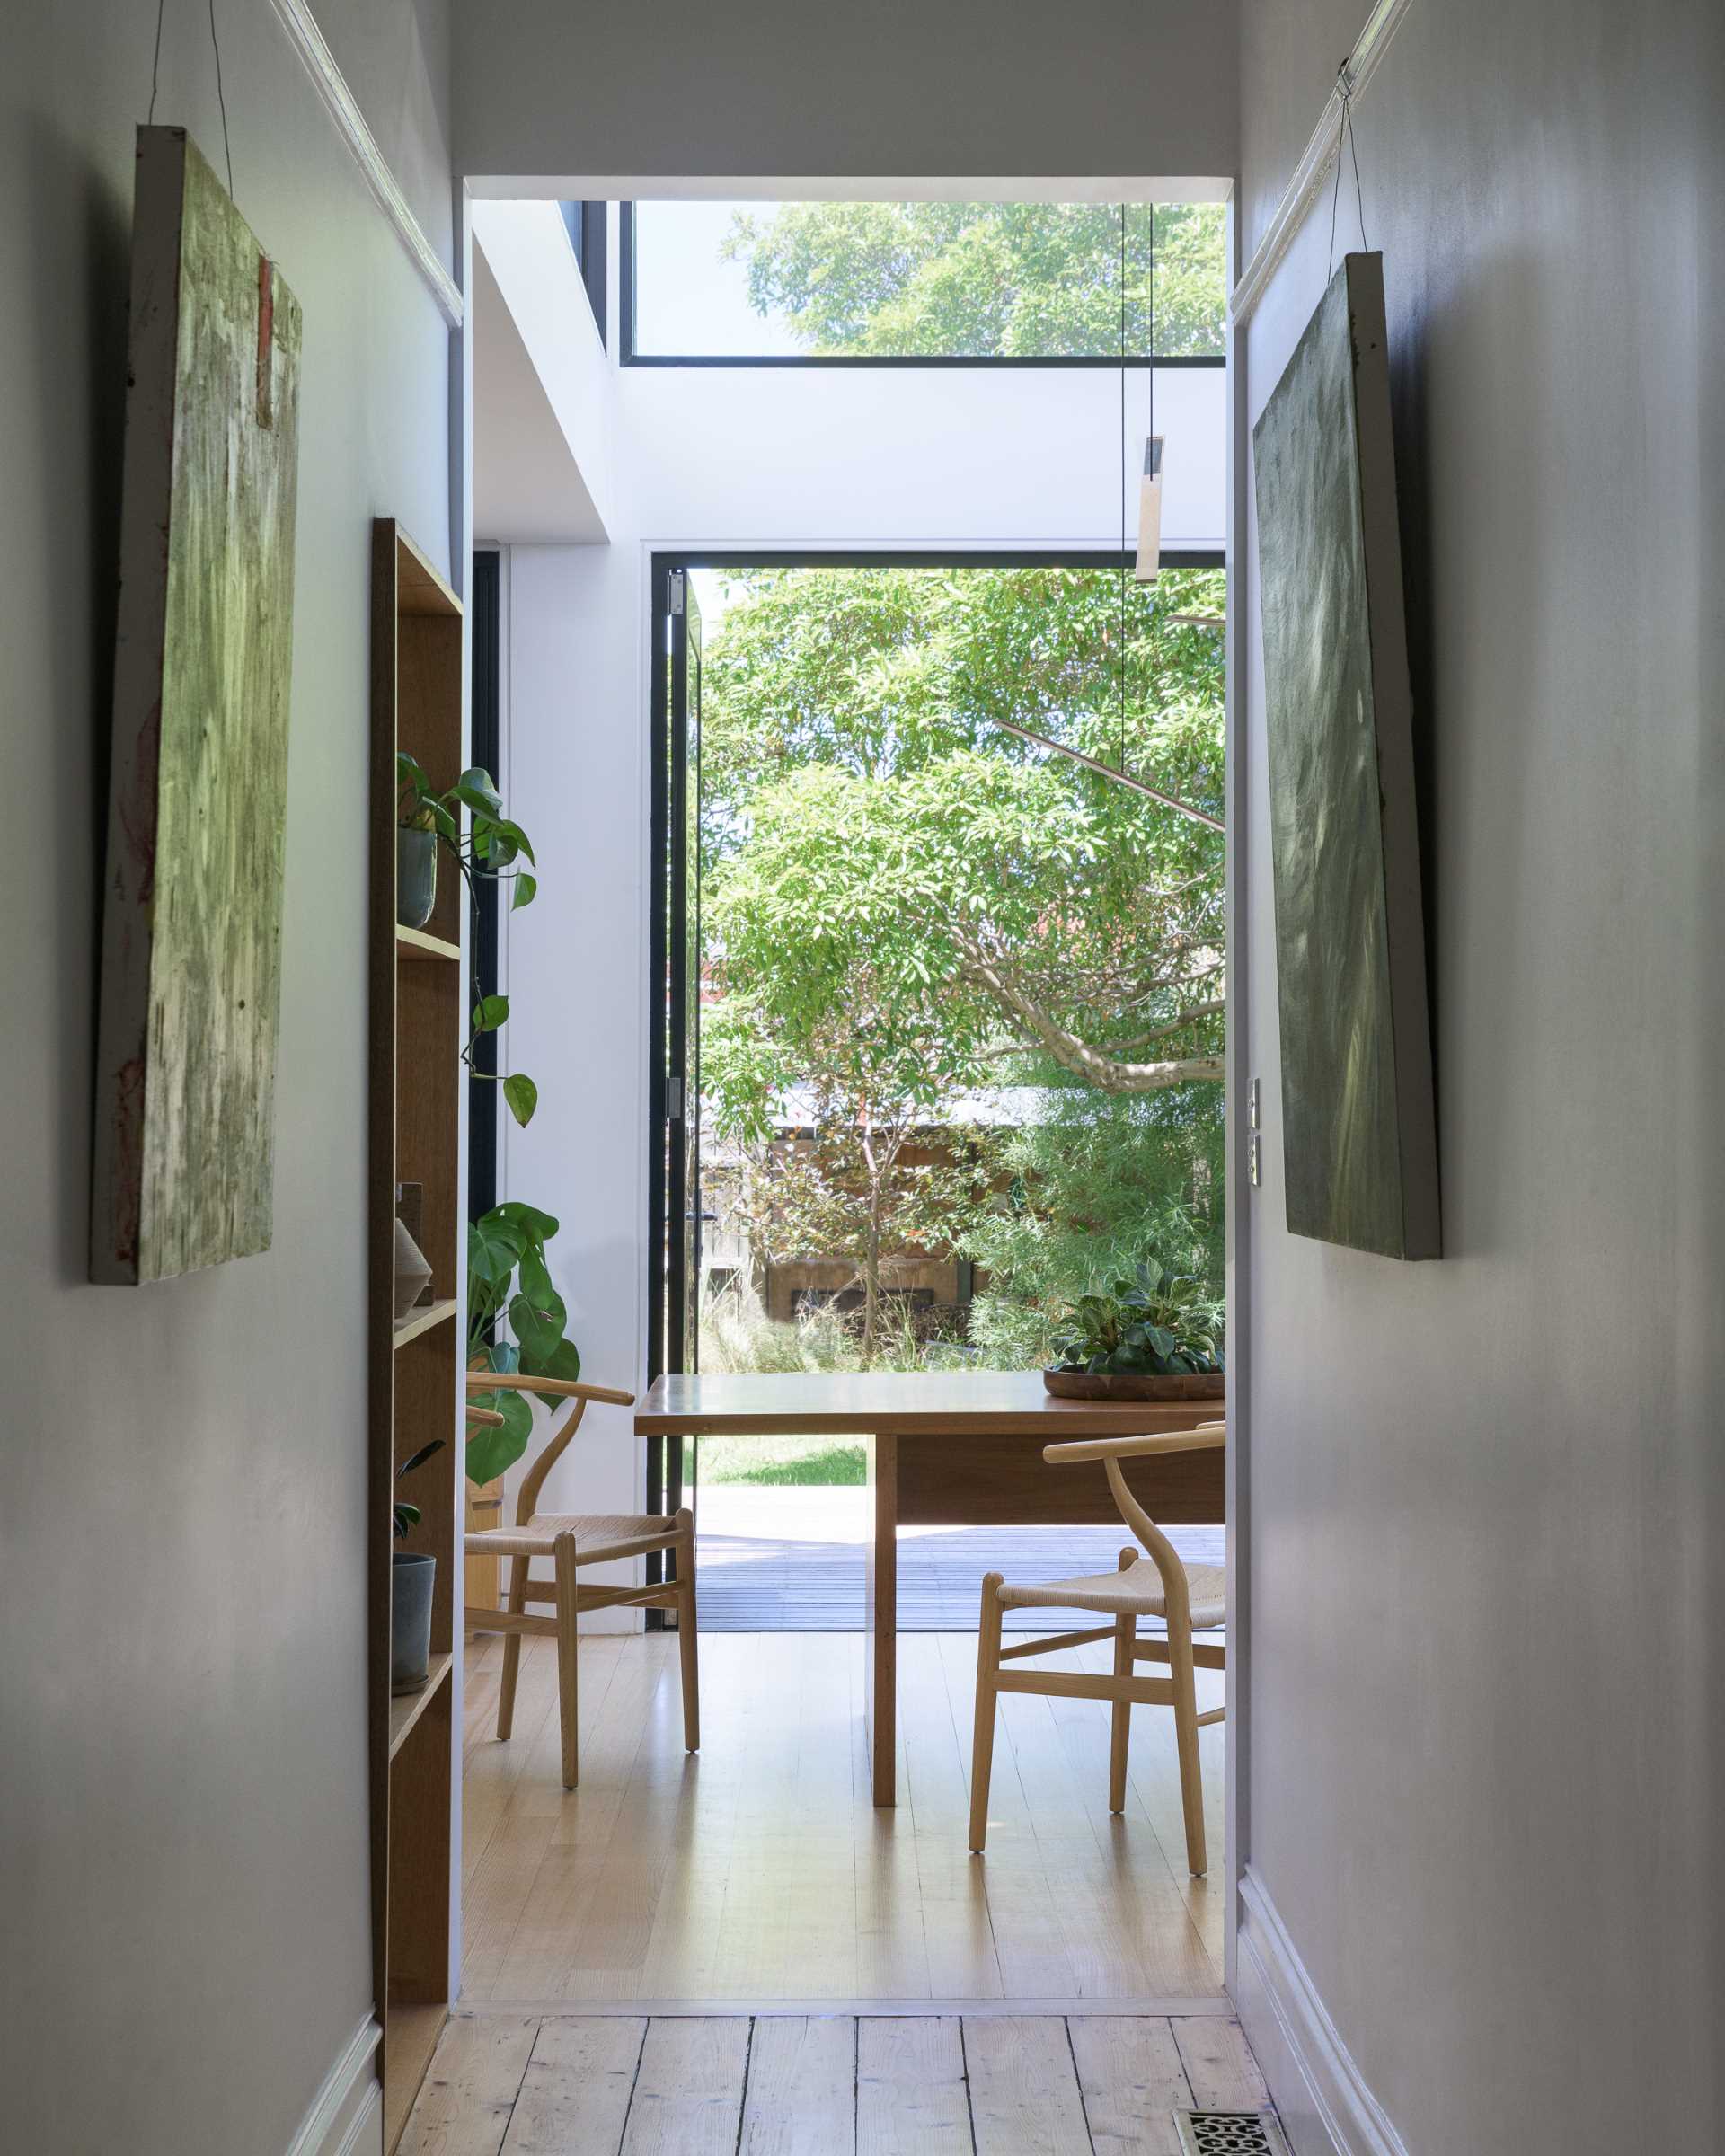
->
xmin=91 ymin=128 xmax=303 ymax=1283
xmin=1253 ymin=252 xmax=1439 ymax=1259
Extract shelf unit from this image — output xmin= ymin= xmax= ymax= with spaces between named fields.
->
xmin=369 ymin=519 xmax=464 ymax=2151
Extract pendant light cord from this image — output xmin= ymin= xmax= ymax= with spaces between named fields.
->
xmin=1119 ymin=202 xmax=1128 ymax=773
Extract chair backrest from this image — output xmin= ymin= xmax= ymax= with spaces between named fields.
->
xmin=1046 ymin=1421 xmax=1225 ymax=1635
xmin=464 ymin=1369 xmax=634 ymax=1524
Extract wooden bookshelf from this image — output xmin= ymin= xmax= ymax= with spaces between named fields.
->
xmin=369 ymin=519 xmax=464 ymax=2147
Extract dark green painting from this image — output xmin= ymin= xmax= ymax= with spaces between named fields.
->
xmin=1253 ymin=253 xmax=1439 ymax=1259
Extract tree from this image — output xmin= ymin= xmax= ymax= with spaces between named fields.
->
xmin=721 ymin=202 xmax=1226 ymax=358
xmin=698 ymin=564 xmax=1226 ymax=1365
xmin=700 ymin=566 xmax=1226 ymax=1097
xmin=960 ymin=1069 xmax=1225 ymax=1369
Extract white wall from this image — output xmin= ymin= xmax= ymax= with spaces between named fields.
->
xmin=456 ymin=0 xmax=1238 ymax=195
xmin=1235 ymin=3 xmax=1723 ymax=2150
xmin=0 ymin=4 xmax=454 ymax=2150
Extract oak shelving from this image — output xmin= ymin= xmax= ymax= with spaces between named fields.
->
xmin=369 ymin=519 xmax=464 ymax=2150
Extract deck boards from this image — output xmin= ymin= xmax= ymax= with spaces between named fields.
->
xmin=410 ymin=2011 xmax=1274 ymax=2154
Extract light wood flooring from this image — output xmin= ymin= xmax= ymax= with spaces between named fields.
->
xmin=461 ymin=1630 xmax=1225 ymax=2004
xmin=402 ymin=2009 xmax=1269 ymax=2155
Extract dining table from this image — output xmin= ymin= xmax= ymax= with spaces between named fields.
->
xmin=634 ymin=1369 xmax=1225 ymax=1806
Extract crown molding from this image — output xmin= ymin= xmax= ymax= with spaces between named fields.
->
xmin=1231 ymin=0 xmax=1415 ymax=330
xmin=268 ymin=0 xmax=463 ymax=328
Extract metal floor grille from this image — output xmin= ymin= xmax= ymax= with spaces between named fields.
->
xmin=1175 ymin=2112 xmax=1291 ymax=2156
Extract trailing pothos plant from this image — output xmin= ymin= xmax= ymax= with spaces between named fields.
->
xmin=397 ymin=752 xmax=540 ymax=1128
xmin=1051 ymin=1259 xmax=1225 ymax=1379
xmin=464 ymin=1201 xmax=583 ymax=1485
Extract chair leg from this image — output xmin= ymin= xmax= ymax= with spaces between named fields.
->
xmin=495 ymin=1546 xmax=532 ymax=1742
xmin=553 ymin=1532 xmax=580 ymax=1790
xmin=969 ymin=1572 xmax=1004 ymax=1855
xmin=1168 ymin=1616 xmax=1207 ymax=1875
xmin=675 ymin=1508 xmax=700 ymax=1753
xmin=1110 ymin=1545 xmax=1135 ymax=1814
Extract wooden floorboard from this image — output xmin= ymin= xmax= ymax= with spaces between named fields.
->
xmin=464 ymin=1632 xmax=1225 ymax=2005
xmin=410 ymin=2012 xmax=1272 ymax=2154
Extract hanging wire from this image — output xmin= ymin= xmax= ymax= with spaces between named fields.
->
xmin=208 ymin=0 xmax=234 ymax=196
xmin=147 ymin=0 xmax=167 ymax=124
xmin=145 ymin=0 xmax=235 ymax=197
xmin=1327 ymin=66 xmax=1368 ymax=276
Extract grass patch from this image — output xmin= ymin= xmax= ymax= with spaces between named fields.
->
xmin=697 ymin=1434 xmax=868 ymax=1487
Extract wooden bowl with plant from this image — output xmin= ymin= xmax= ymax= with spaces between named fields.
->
xmin=1044 ymin=1261 xmax=1225 ymax=1401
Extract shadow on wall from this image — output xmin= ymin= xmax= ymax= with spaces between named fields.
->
xmin=1385 ymin=240 xmax=1548 ymax=1264
xmin=29 ymin=111 xmax=131 ymax=1286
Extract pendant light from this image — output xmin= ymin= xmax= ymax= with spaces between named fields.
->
xmin=978 ymin=200 xmax=1221 ymax=836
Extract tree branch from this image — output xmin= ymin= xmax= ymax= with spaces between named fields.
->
xmin=952 ymin=930 xmax=1224 ymax=1093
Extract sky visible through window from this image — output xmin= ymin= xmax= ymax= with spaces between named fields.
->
xmin=631 ymin=201 xmax=1227 ymax=360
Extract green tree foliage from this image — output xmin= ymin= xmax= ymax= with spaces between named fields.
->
xmin=721 ymin=202 xmax=1225 ymax=358
xmin=698 ymin=565 xmax=1226 ymax=1362
xmin=961 ymin=1072 xmax=1225 ymax=1368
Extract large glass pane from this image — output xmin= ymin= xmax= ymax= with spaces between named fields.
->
xmin=630 ymin=201 xmax=1225 ymax=359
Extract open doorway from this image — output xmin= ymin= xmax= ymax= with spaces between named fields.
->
xmin=647 ymin=553 xmax=1227 ymax=1632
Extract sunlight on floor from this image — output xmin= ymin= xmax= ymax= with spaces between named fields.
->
xmin=460 ymin=1630 xmax=1225 ymax=2006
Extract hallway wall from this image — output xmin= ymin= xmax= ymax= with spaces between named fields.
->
xmin=0 ymin=4 xmax=455 ymax=2150
xmin=1236 ymin=3 xmax=1723 ymax=2148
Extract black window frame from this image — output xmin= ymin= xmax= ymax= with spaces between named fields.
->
xmin=559 ymin=199 xmax=608 ymax=349
xmin=618 ymin=202 xmax=1227 ymax=370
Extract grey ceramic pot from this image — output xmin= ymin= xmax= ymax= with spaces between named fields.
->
xmin=396 ymin=826 xmax=438 ymax=929
xmin=391 ymin=1551 xmax=437 ymax=1693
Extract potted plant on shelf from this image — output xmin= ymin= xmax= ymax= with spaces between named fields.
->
xmin=1044 ymin=1260 xmax=1225 ymax=1401
xmin=391 ymin=1437 xmax=447 ymax=1693
xmin=395 ymin=752 xmax=542 ymax=1130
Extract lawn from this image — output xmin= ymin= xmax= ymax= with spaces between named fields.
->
xmin=696 ymin=1434 xmax=867 ymax=1487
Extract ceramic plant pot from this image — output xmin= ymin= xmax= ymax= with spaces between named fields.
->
xmin=396 ymin=826 xmax=438 ymax=929
xmin=393 ymin=1215 xmax=434 ymax=1321
xmin=391 ymin=1551 xmax=437 ymax=1693
xmin=1042 ymin=1367 xmax=1225 ymax=1403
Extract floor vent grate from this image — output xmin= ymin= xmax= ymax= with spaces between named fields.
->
xmin=1174 ymin=2111 xmax=1292 ymax=2156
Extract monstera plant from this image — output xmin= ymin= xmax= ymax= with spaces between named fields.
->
xmin=464 ymin=1201 xmax=582 ymax=1485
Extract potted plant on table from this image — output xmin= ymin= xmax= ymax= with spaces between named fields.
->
xmin=1044 ymin=1259 xmax=1225 ymax=1402
xmin=392 ymin=1437 xmax=447 ymax=1693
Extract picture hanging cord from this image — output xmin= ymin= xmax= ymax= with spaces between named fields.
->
xmin=1327 ymin=64 xmax=1368 ymax=277
xmin=146 ymin=0 xmax=234 ymax=199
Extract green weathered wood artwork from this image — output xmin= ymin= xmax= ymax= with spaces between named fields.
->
xmin=91 ymin=128 xmax=303 ymax=1283
xmin=1253 ymin=252 xmax=1439 ymax=1259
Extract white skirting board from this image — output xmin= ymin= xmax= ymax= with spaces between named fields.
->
xmin=283 ymin=2018 xmax=383 ymax=2156
xmin=1234 ymin=1869 xmax=1410 ymax=2156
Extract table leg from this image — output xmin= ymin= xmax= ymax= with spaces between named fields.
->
xmin=864 ymin=1430 xmax=898 ymax=1806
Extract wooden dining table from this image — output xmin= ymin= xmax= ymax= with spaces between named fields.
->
xmin=634 ymin=1370 xmax=1225 ymax=1807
